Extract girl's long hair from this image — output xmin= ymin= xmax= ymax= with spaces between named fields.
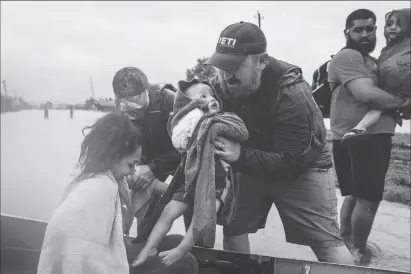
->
xmin=63 ymin=111 xmax=142 ymax=198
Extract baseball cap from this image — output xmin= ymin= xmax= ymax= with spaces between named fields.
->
xmin=112 ymin=67 xmax=149 ymax=99
xmin=205 ymin=21 xmax=267 ymax=72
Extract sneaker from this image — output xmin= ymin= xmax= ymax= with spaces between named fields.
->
xmin=351 ymin=242 xmax=381 ymax=266
xmin=366 ymin=242 xmax=382 ymax=257
xmin=358 ymin=246 xmax=373 ymax=266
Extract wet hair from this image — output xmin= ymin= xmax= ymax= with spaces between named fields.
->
xmin=72 ymin=111 xmax=141 ymax=185
xmin=345 ymin=9 xmax=376 ymax=30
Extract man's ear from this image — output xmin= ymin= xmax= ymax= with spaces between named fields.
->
xmin=344 ymin=29 xmax=349 ymax=39
xmin=257 ymin=52 xmax=268 ymax=70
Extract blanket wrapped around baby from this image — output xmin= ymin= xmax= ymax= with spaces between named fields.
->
xmin=168 ymin=99 xmax=249 ymax=248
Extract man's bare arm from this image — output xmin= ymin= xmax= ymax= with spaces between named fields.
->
xmin=346 ymin=78 xmax=405 ymax=110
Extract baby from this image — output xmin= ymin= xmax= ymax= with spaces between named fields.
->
xmin=171 ymin=80 xmax=222 ymax=152
xmin=341 ymin=8 xmax=411 ymax=145
xmin=132 ymin=79 xmax=240 ymax=267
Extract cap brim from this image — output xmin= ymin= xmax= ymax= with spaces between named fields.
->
xmin=204 ymin=52 xmax=247 ymax=72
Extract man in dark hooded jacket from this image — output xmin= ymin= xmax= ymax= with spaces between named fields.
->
xmin=113 ymin=67 xmax=180 ymax=191
xmin=204 ymin=21 xmax=354 ymax=264
xmin=112 ymin=68 xmax=199 ymax=274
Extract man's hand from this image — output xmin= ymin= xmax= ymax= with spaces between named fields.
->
xmin=127 ymin=165 xmax=156 ymax=191
xmin=399 ymin=106 xmax=411 ymax=120
xmin=214 ymin=136 xmax=241 ymax=163
xmin=398 ymin=98 xmax=411 ymax=120
xmin=124 ymin=236 xmax=133 ymax=246
xmin=399 ymin=97 xmax=411 ymax=108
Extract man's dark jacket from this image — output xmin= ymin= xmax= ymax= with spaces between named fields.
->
xmin=133 ymin=86 xmax=180 ymax=181
xmin=211 ymin=57 xmax=332 ymax=181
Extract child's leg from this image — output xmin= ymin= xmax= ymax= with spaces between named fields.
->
xmin=132 ymin=200 xmax=189 ymax=267
xmin=159 ymin=199 xmax=222 ymax=266
xmin=341 ymin=109 xmax=382 ymax=145
xmin=349 ymin=109 xmax=382 ymax=133
xmin=216 ymin=199 xmax=222 ymax=213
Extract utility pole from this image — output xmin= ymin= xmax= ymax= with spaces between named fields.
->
xmin=254 ymin=10 xmax=264 ymax=28
xmin=2 ymin=80 xmax=8 ymax=96
xmin=89 ymin=76 xmax=95 ymax=99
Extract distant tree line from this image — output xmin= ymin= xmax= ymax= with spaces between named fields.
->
xmin=1 ymin=77 xmax=204 ymax=115
xmin=185 ymin=57 xmax=217 ymax=82
xmin=1 ymin=94 xmax=33 ymax=113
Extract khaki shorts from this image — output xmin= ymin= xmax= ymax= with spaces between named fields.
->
xmin=223 ymin=168 xmax=344 ymax=248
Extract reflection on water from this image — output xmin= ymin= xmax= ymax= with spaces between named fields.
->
xmin=1 ymin=110 xmax=101 ymax=221
xmin=1 ymin=110 xmax=409 ymax=222
xmin=0 ymin=110 xmax=189 ymax=236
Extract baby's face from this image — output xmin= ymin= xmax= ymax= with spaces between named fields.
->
xmin=185 ymin=84 xmax=221 ymax=114
xmin=385 ymin=14 xmax=402 ymax=41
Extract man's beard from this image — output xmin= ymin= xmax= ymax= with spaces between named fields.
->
xmin=346 ymin=36 xmax=376 ymax=55
xmin=125 ymin=109 xmax=147 ymax=121
xmin=224 ymin=84 xmax=255 ymax=99
xmin=219 ymin=76 xmax=260 ymax=101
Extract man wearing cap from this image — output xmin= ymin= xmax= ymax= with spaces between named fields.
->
xmin=205 ymin=22 xmax=354 ymax=264
xmin=112 ymin=67 xmax=201 ymax=273
xmin=112 ymin=67 xmax=179 ymax=198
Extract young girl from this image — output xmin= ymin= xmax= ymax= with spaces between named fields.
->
xmin=132 ymin=79 xmax=248 ymax=267
xmin=37 ymin=111 xmax=142 ymax=274
xmin=341 ymin=8 xmax=411 ymax=145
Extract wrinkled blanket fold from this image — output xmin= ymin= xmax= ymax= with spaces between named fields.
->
xmin=169 ymin=101 xmax=249 ymax=248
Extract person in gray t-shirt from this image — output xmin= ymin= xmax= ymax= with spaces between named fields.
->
xmin=328 ymin=9 xmax=409 ymax=266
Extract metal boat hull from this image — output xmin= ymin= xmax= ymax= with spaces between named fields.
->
xmin=1 ymin=214 xmax=407 ymax=274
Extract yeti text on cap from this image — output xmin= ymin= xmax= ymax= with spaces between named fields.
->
xmin=218 ymin=37 xmax=236 ymax=48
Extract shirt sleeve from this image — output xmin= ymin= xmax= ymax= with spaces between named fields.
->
xmin=332 ymin=49 xmax=372 ymax=86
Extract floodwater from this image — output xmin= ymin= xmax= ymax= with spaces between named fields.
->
xmin=1 ymin=110 xmax=410 ymax=272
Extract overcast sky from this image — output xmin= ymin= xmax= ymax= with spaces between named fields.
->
xmin=1 ymin=1 xmax=409 ymax=104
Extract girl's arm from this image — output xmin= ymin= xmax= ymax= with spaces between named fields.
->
xmin=153 ymin=179 xmax=169 ymax=195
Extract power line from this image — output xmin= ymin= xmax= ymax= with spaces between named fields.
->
xmin=254 ymin=10 xmax=264 ymax=28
